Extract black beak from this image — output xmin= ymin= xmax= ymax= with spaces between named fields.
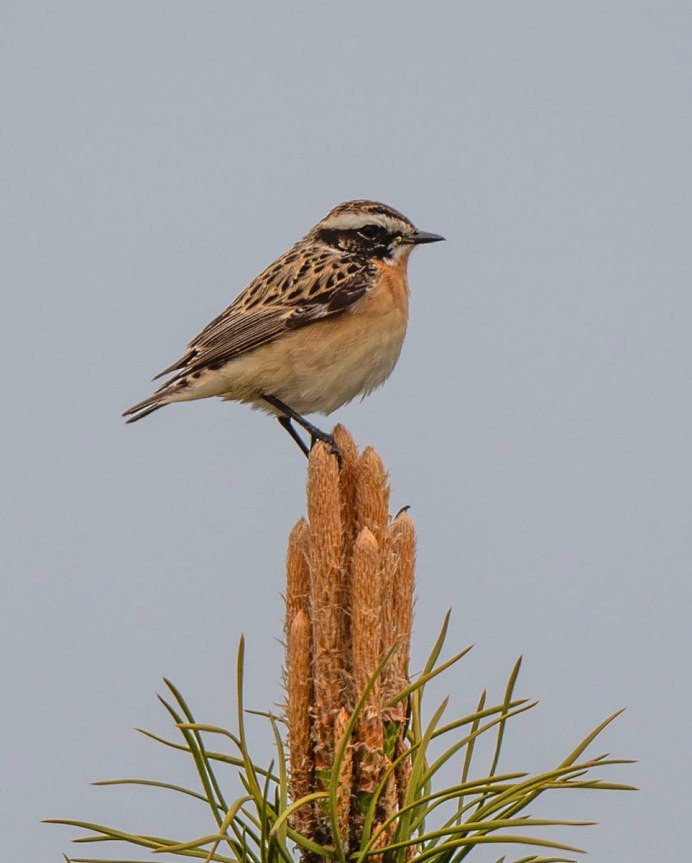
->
xmin=409 ymin=229 xmax=445 ymax=245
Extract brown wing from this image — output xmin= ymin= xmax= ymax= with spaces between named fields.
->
xmin=154 ymin=247 xmax=375 ymax=382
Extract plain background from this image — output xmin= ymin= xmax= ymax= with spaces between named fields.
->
xmin=2 ymin=2 xmax=691 ymax=860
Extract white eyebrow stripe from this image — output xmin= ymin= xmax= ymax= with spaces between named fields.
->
xmin=319 ymin=212 xmax=412 ymax=232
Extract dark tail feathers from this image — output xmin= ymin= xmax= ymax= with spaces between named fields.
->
xmin=122 ymin=397 xmax=165 ymax=424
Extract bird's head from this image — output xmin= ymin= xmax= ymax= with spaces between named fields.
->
xmin=309 ymin=200 xmax=444 ymax=264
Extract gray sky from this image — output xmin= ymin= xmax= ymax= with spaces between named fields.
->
xmin=2 ymin=2 xmax=691 ymax=860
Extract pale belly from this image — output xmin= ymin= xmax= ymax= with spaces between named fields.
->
xmin=261 ymin=314 xmax=407 ymax=414
xmin=222 ymin=303 xmax=408 ymax=415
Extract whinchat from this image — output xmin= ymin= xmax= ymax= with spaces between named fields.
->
xmin=123 ymin=200 xmax=444 ymax=455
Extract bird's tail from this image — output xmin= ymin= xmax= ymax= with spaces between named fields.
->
xmin=122 ymin=394 xmax=167 ymax=423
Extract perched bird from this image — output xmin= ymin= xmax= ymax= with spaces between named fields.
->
xmin=123 ymin=200 xmax=444 ymax=455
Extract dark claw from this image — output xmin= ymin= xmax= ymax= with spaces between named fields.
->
xmin=266 ymin=395 xmax=342 ymax=466
xmin=310 ymin=432 xmax=342 ymax=468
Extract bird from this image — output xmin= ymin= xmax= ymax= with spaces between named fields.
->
xmin=123 ymin=200 xmax=444 ymax=456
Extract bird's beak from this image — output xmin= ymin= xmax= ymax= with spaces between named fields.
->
xmin=408 ymin=229 xmax=445 ymax=245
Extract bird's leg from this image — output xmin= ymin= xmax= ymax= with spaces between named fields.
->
xmin=277 ymin=416 xmax=310 ymax=457
xmin=264 ymin=395 xmax=341 ymax=462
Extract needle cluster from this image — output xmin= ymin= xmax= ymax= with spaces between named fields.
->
xmin=49 ymin=426 xmax=635 ymax=863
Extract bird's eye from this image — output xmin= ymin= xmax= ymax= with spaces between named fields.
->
xmin=357 ymin=225 xmax=381 ymax=240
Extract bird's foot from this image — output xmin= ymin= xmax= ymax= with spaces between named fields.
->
xmin=310 ymin=430 xmax=342 ymax=467
xmin=268 ymin=395 xmax=341 ymax=466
